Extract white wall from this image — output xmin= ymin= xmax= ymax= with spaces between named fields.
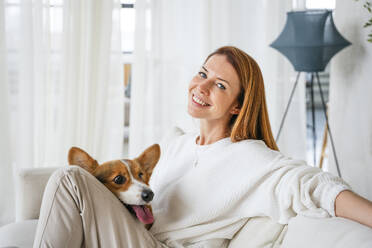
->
xmin=328 ymin=0 xmax=372 ymax=199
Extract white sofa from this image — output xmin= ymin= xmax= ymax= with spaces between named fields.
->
xmin=1 ymin=167 xmax=372 ymax=248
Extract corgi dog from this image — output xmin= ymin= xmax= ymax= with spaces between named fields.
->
xmin=68 ymin=144 xmax=160 ymax=229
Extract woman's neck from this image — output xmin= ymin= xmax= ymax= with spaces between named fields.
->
xmin=197 ymin=123 xmax=230 ymax=145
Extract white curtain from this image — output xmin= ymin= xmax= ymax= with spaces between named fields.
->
xmin=0 ymin=0 xmax=123 ymax=226
xmin=129 ymin=0 xmax=207 ymax=157
xmin=129 ymin=0 xmax=307 ymax=161
xmin=0 ymin=0 xmax=14 ymax=226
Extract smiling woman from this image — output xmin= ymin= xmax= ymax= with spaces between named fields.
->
xmin=188 ymin=47 xmax=278 ymax=150
xmin=188 ymin=54 xmax=241 ymax=137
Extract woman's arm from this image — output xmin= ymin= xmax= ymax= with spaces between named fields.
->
xmin=335 ymin=190 xmax=372 ymax=228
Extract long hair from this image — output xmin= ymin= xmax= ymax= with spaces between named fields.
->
xmin=204 ymin=46 xmax=279 ymax=151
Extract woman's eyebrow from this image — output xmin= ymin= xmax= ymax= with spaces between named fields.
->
xmin=202 ymin=66 xmax=230 ymax=85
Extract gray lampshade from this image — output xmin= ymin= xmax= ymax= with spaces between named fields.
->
xmin=270 ymin=10 xmax=351 ymax=72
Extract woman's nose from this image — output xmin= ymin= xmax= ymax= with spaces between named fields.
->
xmin=198 ymin=79 xmax=213 ymax=95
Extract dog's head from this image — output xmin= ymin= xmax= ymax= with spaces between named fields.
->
xmin=68 ymin=144 xmax=160 ymax=225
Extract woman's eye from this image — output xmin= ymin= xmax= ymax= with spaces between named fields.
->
xmin=216 ymin=82 xmax=226 ymax=90
xmin=113 ymin=175 xmax=126 ymax=185
xmin=198 ymin=71 xmax=207 ymax=78
xmin=138 ymin=172 xmax=144 ymax=179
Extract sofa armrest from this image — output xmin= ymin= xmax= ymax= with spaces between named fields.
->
xmin=282 ymin=215 xmax=372 ymax=248
xmin=15 ymin=166 xmax=62 ymax=221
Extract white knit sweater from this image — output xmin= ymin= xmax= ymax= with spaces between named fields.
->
xmin=149 ymin=132 xmax=351 ymax=248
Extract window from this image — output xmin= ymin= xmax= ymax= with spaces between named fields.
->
xmin=5 ymin=0 xmax=135 ymax=156
xmin=4 ymin=0 xmax=64 ymax=104
xmin=306 ymin=0 xmax=335 ymax=9
xmin=121 ymin=0 xmax=136 ymax=54
xmin=305 ymin=0 xmax=334 ymax=167
xmin=121 ymin=0 xmax=136 ymax=156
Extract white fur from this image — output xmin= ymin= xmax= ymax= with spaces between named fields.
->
xmin=119 ymin=159 xmax=152 ymax=205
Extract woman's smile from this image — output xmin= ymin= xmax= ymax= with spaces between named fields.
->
xmin=187 ymin=54 xmax=241 ymax=125
xmin=191 ymin=93 xmax=211 ymax=107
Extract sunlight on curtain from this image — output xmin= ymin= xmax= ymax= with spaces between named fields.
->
xmin=0 ymin=0 xmax=123 ymax=225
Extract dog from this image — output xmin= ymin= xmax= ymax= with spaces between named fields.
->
xmin=68 ymin=144 xmax=160 ymax=229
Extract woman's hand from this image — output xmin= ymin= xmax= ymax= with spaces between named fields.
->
xmin=335 ymin=190 xmax=372 ymax=228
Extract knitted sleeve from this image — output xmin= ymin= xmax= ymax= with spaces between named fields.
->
xmin=263 ymin=153 xmax=352 ymax=223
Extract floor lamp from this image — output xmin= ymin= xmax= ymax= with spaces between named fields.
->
xmin=270 ymin=10 xmax=351 ymax=178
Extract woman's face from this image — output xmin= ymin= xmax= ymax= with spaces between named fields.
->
xmin=188 ymin=54 xmax=241 ymax=126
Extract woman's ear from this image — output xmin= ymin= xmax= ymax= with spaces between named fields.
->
xmin=230 ymin=103 xmax=240 ymax=115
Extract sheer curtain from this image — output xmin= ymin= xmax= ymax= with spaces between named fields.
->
xmin=129 ymin=0 xmax=307 ymax=160
xmin=0 ymin=0 xmax=123 ymax=225
xmin=0 ymin=0 xmax=14 ymax=226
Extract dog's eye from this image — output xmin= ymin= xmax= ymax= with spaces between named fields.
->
xmin=113 ymin=175 xmax=126 ymax=185
xmin=138 ymin=172 xmax=144 ymax=179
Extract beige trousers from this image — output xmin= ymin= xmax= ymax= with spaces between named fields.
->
xmin=33 ymin=166 xmax=167 ymax=248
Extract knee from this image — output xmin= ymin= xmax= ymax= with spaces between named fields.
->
xmin=48 ymin=166 xmax=92 ymax=187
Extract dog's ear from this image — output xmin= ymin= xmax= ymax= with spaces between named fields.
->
xmin=68 ymin=147 xmax=99 ymax=174
xmin=134 ymin=144 xmax=160 ymax=175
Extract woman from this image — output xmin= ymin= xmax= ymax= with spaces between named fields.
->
xmin=33 ymin=46 xmax=372 ymax=248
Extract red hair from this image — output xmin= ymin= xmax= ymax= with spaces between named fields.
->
xmin=205 ymin=46 xmax=278 ymax=151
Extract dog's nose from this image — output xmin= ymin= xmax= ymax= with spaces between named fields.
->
xmin=141 ymin=189 xmax=154 ymax=202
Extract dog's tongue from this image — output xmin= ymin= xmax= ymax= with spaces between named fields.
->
xmin=132 ymin=205 xmax=154 ymax=224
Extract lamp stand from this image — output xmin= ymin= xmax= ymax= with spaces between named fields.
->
xmin=275 ymin=72 xmax=301 ymax=142
xmin=275 ymin=72 xmax=342 ymax=178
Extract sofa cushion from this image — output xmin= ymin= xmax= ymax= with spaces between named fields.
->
xmin=0 ymin=219 xmax=38 ymax=248
xmin=281 ymin=215 xmax=372 ymax=248
xmin=228 ymin=216 xmax=287 ymax=248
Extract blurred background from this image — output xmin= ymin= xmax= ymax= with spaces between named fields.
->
xmin=1 ymin=0 xmax=371 ymax=226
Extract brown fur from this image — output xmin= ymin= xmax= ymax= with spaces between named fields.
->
xmin=68 ymin=144 xmax=160 ymax=229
